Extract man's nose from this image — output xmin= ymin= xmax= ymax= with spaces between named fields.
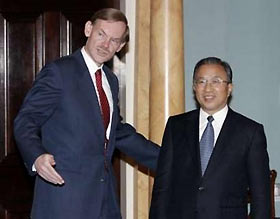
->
xmin=204 ymin=81 xmax=214 ymax=90
xmin=102 ymin=38 xmax=110 ymax=48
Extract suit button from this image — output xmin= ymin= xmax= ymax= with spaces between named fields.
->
xmin=198 ymin=186 xmax=204 ymax=191
xmin=100 ymin=178 xmax=105 ymax=182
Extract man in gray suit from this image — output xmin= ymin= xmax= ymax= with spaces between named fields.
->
xmin=14 ymin=8 xmax=159 ymax=219
xmin=149 ymin=57 xmax=270 ymax=219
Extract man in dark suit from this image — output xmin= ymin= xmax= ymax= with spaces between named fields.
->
xmin=149 ymin=57 xmax=271 ymax=219
xmin=14 ymin=8 xmax=159 ymax=219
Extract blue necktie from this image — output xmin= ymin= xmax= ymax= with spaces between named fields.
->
xmin=200 ymin=116 xmax=214 ymax=175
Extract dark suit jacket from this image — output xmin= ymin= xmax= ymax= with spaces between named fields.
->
xmin=14 ymin=49 xmax=159 ymax=219
xmin=149 ymin=108 xmax=271 ymax=219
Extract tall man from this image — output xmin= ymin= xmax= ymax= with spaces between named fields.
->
xmin=14 ymin=8 xmax=159 ymax=219
xmin=149 ymin=57 xmax=271 ymax=219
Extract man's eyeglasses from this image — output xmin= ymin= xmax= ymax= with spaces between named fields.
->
xmin=194 ymin=77 xmax=230 ymax=88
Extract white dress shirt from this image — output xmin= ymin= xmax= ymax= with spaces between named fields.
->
xmin=199 ymin=105 xmax=228 ymax=146
xmin=81 ymin=47 xmax=113 ymax=139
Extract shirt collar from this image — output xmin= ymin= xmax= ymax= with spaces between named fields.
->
xmin=81 ymin=47 xmax=103 ymax=73
xmin=200 ymin=105 xmax=228 ymax=126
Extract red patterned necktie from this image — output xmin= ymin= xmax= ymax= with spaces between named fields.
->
xmin=95 ymin=69 xmax=110 ymax=171
xmin=95 ymin=69 xmax=110 ymax=132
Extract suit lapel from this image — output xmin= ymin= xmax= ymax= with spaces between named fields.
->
xmin=74 ymin=51 xmax=105 ymax=144
xmin=181 ymin=110 xmax=201 ymax=176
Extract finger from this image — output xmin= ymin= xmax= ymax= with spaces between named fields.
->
xmin=46 ymin=165 xmax=64 ymax=184
xmin=38 ymin=164 xmax=64 ymax=185
xmin=48 ymin=156 xmax=56 ymax=166
xmin=47 ymin=156 xmax=64 ymax=184
xmin=35 ymin=154 xmax=64 ymax=185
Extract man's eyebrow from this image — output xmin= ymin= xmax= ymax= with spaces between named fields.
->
xmin=99 ymin=29 xmax=106 ymax=35
xmin=99 ymin=28 xmax=122 ymax=40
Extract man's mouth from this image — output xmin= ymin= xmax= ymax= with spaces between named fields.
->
xmin=97 ymin=47 xmax=109 ymax=56
xmin=203 ymin=95 xmax=215 ymax=101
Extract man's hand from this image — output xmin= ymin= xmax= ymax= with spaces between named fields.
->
xmin=34 ymin=154 xmax=65 ymax=185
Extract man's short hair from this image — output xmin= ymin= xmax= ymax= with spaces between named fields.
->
xmin=90 ymin=8 xmax=129 ymax=43
xmin=193 ymin=57 xmax=233 ymax=83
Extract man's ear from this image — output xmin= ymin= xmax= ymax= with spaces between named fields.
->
xmin=84 ymin=21 xmax=92 ymax=37
xmin=227 ymin=83 xmax=233 ymax=97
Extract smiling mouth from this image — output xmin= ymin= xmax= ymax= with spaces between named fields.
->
xmin=204 ymin=95 xmax=215 ymax=101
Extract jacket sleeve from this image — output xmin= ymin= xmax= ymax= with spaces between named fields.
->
xmin=13 ymin=63 xmax=63 ymax=175
xmin=247 ymin=124 xmax=271 ymax=219
xmin=115 ymin=119 xmax=160 ymax=172
xmin=149 ymin=117 xmax=173 ymax=219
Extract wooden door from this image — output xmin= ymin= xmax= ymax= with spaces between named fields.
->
xmin=0 ymin=0 xmax=120 ymax=218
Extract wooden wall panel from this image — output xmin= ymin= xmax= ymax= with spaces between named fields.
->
xmin=0 ymin=13 xmax=39 ymax=219
xmin=44 ymin=12 xmax=61 ymax=63
xmin=0 ymin=14 xmax=5 ymax=161
xmin=7 ymin=17 xmax=37 ymax=154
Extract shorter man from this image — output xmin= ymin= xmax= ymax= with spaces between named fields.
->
xmin=149 ymin=57 xmax=271 ymax=219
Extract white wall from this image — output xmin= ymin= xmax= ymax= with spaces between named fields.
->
xmin=183 ymin=0 xmax=280 ymax=215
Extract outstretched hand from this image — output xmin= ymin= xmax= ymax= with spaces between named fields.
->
xmin=34 ymin=154 xmax=64 ymax=185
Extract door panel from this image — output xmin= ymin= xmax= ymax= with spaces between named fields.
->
xmin=0 ymin=1 xmax=120 ymax=217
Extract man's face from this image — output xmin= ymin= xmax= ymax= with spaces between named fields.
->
xmin=84 ymin=19 xmax=126 ymax=66
xmin=193 ymin=64 xmax=233 ymax=115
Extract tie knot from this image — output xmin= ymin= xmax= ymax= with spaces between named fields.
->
xmin=95 ymin=69 xmax=102 ymax=77
xmin=207 ymin=116 xmax=214 ymax=123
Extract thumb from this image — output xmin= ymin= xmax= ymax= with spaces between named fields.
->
xmin=49 ymin=155 xmax=56 ymax=166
